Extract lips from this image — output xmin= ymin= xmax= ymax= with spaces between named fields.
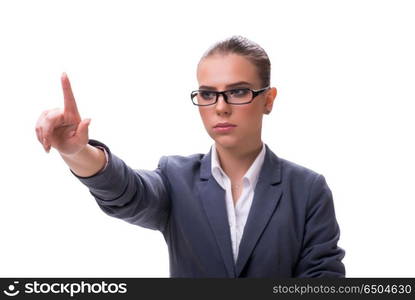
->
xmin=213 ymin=122 xmax=237 ymax=133
xmin=214 ymin=122 xmax=237 ymax=128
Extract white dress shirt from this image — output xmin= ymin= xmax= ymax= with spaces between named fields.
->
xmin=210 ymin=142 xmax=266 ymax=263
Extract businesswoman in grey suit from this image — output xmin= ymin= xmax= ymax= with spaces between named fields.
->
xmin=35 ymin=35 xmax=346 ymax=277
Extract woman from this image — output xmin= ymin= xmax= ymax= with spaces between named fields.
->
xmin=35 ymin=35 xmax=345 ymax=277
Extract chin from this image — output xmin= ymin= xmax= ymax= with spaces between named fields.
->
xmin=213 ymin=136 xmax=239 ymax=149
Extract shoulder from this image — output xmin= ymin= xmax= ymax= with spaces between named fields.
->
xmin=279 ymin=156 xmax=320 ymax=178
xmin=272 ymin=151 xmax=324 ymax=189
xmin=272 ymin=154 xmax=334 ymax=216
xmin=277 ymin=155 xmax=331 ymax=198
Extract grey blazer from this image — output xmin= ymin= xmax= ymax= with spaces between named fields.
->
xmin=71 ymin=139 xmax=346 ymax=278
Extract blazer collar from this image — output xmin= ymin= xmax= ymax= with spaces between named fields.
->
xmin=200 ymin=143 xmax=281 ymax=184
xmin=198 ymin=143 xmax=283 ymax=277
xmin=210 ymin=142 xmax=266 ymax=190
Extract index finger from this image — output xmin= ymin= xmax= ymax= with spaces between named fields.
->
xmin=61 ymin=72 xmax=80 ymax=118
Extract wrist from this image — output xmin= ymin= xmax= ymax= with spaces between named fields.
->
xmin=59 ymin=144 xmax=92 ymax=160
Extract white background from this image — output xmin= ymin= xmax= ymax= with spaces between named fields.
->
xmin=1 ymin=0 xmax=414 ymax=277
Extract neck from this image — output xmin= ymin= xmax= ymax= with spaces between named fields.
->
xmin=215 ymin=139 xmax=263 ymax=181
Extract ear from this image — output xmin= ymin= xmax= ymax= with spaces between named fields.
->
xmin=263 ymin=87 xmax=277 ymax=115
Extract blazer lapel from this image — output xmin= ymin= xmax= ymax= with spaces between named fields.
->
xmin=198 ymin=147 xmax=236 ymax=277
xmin=235 ymin=144 xmax=283 ymax=277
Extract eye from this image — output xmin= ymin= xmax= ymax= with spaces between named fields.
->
xmin=199 ymin=91 xmax=216 ymax=100
xmin=229 ymin=88 xmax=249 ymax=97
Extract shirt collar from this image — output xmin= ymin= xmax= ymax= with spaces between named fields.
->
xmin=210 ymin=142 xmax=266 ymax=188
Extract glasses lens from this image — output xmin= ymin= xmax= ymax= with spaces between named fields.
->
xmin=226 ymin=88 xmax=253 ymax=104
xmin=193 ymin=91 xmax=217 ymax=106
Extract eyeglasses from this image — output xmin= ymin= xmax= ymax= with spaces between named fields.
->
xmin=190 ymin=86 xmax=270 ymax=106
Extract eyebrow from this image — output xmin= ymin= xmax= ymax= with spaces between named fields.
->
xmin=198 ymin=81 xmax=252 ymax=90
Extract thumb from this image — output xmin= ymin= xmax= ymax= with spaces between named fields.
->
xmin=76 ymin=118 xmax=91 ymax=138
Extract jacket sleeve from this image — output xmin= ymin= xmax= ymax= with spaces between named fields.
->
xmin=70 ymin=139 xmax=171 ymax=232
xmin=294 ymin=174 xmax=346 ymax=277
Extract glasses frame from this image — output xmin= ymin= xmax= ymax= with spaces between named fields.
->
xmin=190 ymin=86 xmax=271 ymax=106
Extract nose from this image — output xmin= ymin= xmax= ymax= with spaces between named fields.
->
xmin=215 ymin=93 xmax=231 ymax=115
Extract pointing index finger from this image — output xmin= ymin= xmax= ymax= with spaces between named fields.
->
xmin=61 ymin=72 xmax=80 ymax=118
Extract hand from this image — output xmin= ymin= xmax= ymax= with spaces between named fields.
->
xmin=35 ymin=73 xmax=91 ymax=156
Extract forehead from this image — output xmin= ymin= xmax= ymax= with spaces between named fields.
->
xmin=197 ymin=53 xmax=260 ymax=88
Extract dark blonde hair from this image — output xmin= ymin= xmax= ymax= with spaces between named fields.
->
xmin=199 ymin=35 xmax=271 ymax=88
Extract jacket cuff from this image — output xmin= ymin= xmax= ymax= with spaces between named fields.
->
xmin=69 ymin=139 xmax=126 ymax=197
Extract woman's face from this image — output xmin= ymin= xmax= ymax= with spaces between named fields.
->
xmin=196 ymin=53 xmax=276 ymax=150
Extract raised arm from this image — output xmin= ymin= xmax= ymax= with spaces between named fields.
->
xmin=35 ymin=73 xmax=171 ymax=232
xmin=72 ymin=139 xmax=171 ymax=232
